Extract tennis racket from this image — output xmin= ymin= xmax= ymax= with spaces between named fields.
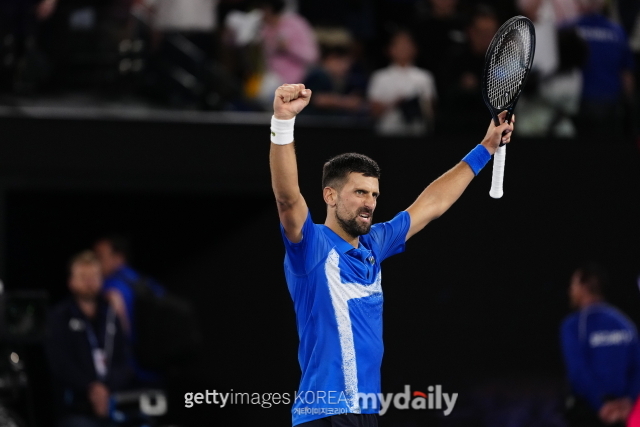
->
xmin=482 ymin=16 xmax=536 ymax=198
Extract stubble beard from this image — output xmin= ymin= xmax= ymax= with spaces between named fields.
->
xmin=335 ymin=203 xmax=373 ymax=239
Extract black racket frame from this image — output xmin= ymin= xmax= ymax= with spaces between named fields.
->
xmin=481 ymin=15 xmax=536 ymax=130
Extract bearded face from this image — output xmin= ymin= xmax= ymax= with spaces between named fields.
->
xmin=330 ymin=173 xmax=379 ymax=239
xmin=335 ymin=198 xmax=373 ymax=237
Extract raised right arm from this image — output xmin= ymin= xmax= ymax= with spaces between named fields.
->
xmin=270 ymin=84 xmax=313 ymax=243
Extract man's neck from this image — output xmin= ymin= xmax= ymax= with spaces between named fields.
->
xmin=580 ymin=295 xmax=603 ymax=309
xmin=76 ymin=297 xmax=97 ymax=319
xmin=324 ymin=218 xmax=359 ymax=248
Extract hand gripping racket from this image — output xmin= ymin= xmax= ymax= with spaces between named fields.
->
xmin=482 ymin=16 xmax=536 ymax=198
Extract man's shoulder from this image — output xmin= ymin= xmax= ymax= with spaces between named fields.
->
xmin=594 ymin=304 xmax=637 ymax=331
xmin=409 ymin=65 xmax=435 ymax=79
xmin=370 ymin=66 xmax=396 ymax=81
xmin=284 ymin=220 xmax=331 ymax=251
xmin=105 ymin=266 xmax=140 ymax=287
xmin=363 ymin=212 xmax=410 ymax=244
xmin=369 ymin=211 xmax=410 ymax=229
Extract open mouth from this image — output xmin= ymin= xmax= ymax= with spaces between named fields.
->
xmin=358 ymin=213 xmax=371 ymax=222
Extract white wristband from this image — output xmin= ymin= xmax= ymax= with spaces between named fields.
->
xmin=270 ymin=116 xmax=295 ymax=145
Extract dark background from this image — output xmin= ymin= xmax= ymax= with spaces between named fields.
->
xmin=0 ymin=115 xmax=639 ymax=425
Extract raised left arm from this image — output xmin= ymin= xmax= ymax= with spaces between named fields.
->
xmin=405 ymin=111 xmax=514 ymax=240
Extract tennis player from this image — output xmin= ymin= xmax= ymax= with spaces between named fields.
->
xmin=270 ymin=83 xmax=513 ymax=427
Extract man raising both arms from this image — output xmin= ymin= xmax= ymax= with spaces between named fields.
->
xmin=270 ymin=83 xmax=514 ymax=427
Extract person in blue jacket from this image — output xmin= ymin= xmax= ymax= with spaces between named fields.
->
xmin=94 ymin=235 xmax=163 ymax=386
xmin=561 ymin=264 xmax=640 ymax=426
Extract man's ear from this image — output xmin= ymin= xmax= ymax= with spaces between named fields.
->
xmin=323 ymin=187 xmax=337 ymax=207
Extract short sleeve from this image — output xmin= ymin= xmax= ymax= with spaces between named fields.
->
xmin=368 ymin=211 xmax=411 ymax=262
xmin=280 ymin=211 xmax=328 ymax=275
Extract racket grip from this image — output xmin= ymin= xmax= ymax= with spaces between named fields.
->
xmin=489 ymin=145 xmax=506 ymax=199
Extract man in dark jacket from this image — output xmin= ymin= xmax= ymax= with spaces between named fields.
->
xmin=45 ymin=250 xmax=131 ymax=427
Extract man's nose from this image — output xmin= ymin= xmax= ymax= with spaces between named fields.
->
xmin=364 ymin=195 xmax=375 ymax=209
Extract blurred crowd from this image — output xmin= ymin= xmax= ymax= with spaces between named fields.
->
xmin=0 ymin=0 xmax=638 ymax=138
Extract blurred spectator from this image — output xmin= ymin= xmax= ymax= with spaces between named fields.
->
xmin=141 ymin=0 xmax=218 ymax=53
xmin=561 ymin=264 xmax=640 ymax=427
xmin=516 ymin=27 xmax=588 ymax=138
xmin=439 ymin=5 xmax=499 ymax=134
xmin=412 ymin=0 xmax=466 ymax=98
xmin=303 ymin=30 xmax=368 ymax=116
xmin=518 ymin=0 xmax=582 ymax=26
xmin=255 ymin=0 xmax=319 ymax=106
xmin=94 ymin=235 xmax=164 ymax=386
xmin=45 ymin=251 xmax=131 ymax=427
xmin=368 ymin=30 xmax=436 ymax=136
xmin=572 ymin=0 xmax=636 ymax=138
xmin=135 ymin=0 xmax=241 ymax=110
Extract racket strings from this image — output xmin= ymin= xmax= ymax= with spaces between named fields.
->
xmin=486 ymin=20 xmax=533 ymax=109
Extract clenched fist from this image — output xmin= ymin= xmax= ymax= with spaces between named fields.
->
xmin=273 ymin=84 xmax=312 ymax=121
xmin=480 ymin=110 xmax=515 ymax=155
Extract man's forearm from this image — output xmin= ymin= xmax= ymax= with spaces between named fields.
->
xmin=270 ymin=142 xmax=302 ymax=208
xmin=405 ymin=112 xmax=514 ymax=239
xmin=406 ymin=162 xmax=474 ymax=226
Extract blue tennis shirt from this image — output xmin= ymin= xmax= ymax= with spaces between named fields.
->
xmin=561 ymin=302 xmax=640 ymax=411
xmin=281 ymin=210 xmax=411 ymax=426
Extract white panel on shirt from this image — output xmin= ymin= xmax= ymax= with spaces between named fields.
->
xmin=325 ymin=249 xmax=382 ymax=414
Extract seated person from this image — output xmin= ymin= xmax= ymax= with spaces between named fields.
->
xmin=45 ymin=250 xmax=131 ymax=427
xmin=94 ymin=235 xmax=164 ymax=386
xmin=368 ymin=30 xmax=437 ymax=136
xmin=303 ymin=40 xmax=368 ymax=116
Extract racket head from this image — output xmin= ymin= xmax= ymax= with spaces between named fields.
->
xmin=481 ymin=15 xmax=536 ymax=125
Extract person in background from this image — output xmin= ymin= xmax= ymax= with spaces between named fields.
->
xmin=439 ymin=5 xmax=499 ymax=134
xmin=256 ymin=0 xmax=319 ymax=106
xmin=367 ymin=30 xmax=436 ymax=136
xmin=139 ymin=0 xmax=218 ymax=55
xmin=45 ymin=251 xmax=131 ymax=427
xmin=561 ymin=264 xmax=640 ymax=427
xmin=518 ymin=0 xmax=582 ymax=26
xmin=572 ymin=0 xmax=635 ymax=137
xmin=303 ymin=32 xmax=368 ymax=116
xmin=94 ymin=235 xmax=163 ymax=386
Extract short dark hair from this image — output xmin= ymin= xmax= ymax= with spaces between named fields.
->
xmin=575 ymin=263 xmax=608 ymax=296
xmin=96 ymin=234 xmax=131 ymax=261
xmin=322 ymin=153 xmax=380 ymax=189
